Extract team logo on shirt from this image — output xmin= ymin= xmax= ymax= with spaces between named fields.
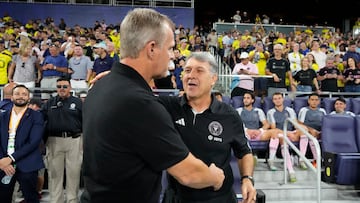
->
xmin=207 ymin=121 xmax=223 ymax=142
xmin=70 ymin=103 xmax=76 ymax=110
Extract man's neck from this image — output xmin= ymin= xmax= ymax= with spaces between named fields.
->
xmin=13 ymin=105 xmax=27 ymax=114
xmin=275 ymin=105 xmax=284 ymax=111
xmin=188 ymin=95 xmax=211 ymax=113
xmin=244 ymin=105 xmax=253 ymax=111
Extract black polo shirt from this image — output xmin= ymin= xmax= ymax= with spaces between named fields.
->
xmin=81 ymin=61 xmax=189 ymax=203
xmin=42 ymin=95 xmax=82 ymax=134
xmin=266 ymin=57 xmax=291 ymax=88
xmin=159 ymin=95 xmax=252 ymax=201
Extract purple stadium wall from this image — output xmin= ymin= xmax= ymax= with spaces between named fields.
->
xmin=0 ymin=2 xmax=194 ymax=29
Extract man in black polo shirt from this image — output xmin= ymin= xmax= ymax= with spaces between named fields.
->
xmin=317 ymin=56 xmax=341 ymax=92
xmin=42 ymin=78 xmax=83 ymax=203
xmin=159 ymin=52 xmax=256 ymax=203
xmin=81 ymin=9 xmax=225 ymax=203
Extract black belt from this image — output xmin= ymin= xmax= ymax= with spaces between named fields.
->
xmin=52 ymin=132 xmax=81 ymax=138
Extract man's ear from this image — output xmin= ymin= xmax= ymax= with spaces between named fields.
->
xmin=147 ymin=41 xmax=156 ymax=58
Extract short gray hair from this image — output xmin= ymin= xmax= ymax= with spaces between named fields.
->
xmin=185 ymin=52 xmax=218 ymax=74
xmin=120 ymin=8 xmax=175 ymax=59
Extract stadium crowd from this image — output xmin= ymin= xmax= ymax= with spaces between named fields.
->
xmin=0 ymin=11 xmax=360 ymax=202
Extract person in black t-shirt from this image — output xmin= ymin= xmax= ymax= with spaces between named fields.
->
xmin=317 ymin=56 xmax=342 ymax=92
xmin=293 ymin=56 xmax=320 ymax=93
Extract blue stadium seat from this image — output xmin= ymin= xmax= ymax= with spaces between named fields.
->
xmin=293 ymin=97 xmax=308 ymax=115
xmin=231 ymin=96 xmax=262 ymax=109
xmin=222 ymin=95 xmax=231 ymax=106
xmin=321 ymin=115 xmax=360 ymax=185
xmin=262 ymin=96 xmax=292 ymax=114
xmin=351 ymin=97 xmax=360 ymax=115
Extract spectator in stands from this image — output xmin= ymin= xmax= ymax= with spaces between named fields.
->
xmin=242 ymin=11 xmax=251 ymax=23
xmin=0 ymin=85 xmax=45 ymax=203
xmin=267 ymin=92 xmax=306 ymax=182
xmin=68 ymin=44 xmax=93 ymax=90
xmin=342 ymin=40 xmax=360 ymax=67
xmin=40 ymin=43 xmax=68 ymax=99
xmin=266 ymin=43 xmax=295 ymax=97
xmin=58 ymin=18 xmax=66 ymax=31
xmin=310 ymin=40 xmax=327 ymax=69
xmin=81 ymin=9 xmax=225 ymax=203
xmin=236 ymin=92 xmax=282 ymax=169
xmin=306 ymin=53 xmax=319 ymax=72
xmin=8 ymin=43 xmax=41 ymax=89
xmin=329 ymin=97 xmax=355 ymax=116
xmin=232 ymin=10 xmax=241 ymax=24
xmin=206 ymin=29 xmax=218 ymax=53
xmin=160 ymin=52 xmax=256 ymax=203
xmin=293 ymin=56 xmax=320 ymax=93
xmin=78 ymin=34 xmax=94 ymax=61
xmin=299 ymin=41 xmax=310 ymax=56
xmin=342 ymin=57 xmax=360 ymax=92
xmin=317 ymin=56 xmax=342 ymax=92
xmin=298 ymin=93 xmax=326 ymax=168
xmin=288 ymin=42 xmax=304 ymax=74
xmin=42 ymin=78 xmax=83 ymax=203
xmin=178 ymin=38 xmax=191 ymax=58
xmin=91 ymin=41 xmax=113 ymax=77
xmin=0 ymin=41 xmax=12 ymax=85
xmin=106 ymin=40 xmax=119 ymax=62
xmin=60 ymin=32 xmax=78 ymax=58
xmin=231 ymin=52 xmax=259 ymax=97
xmin=248 ymin=40 xmax=270 ymax=97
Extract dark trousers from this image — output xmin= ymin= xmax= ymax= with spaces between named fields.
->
xmin=0 ymin=170 xmax=39 ymax=203
xmin=178 ymin=190 xmax=237 ymax=203
xmin=231 ymin=87 xmax=253 ymax=98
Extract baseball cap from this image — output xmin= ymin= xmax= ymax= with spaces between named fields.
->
xmin=93 ymin=41 xmax=107 ymax=50
xmin=239 ymin=52 xmax=249 ymax=59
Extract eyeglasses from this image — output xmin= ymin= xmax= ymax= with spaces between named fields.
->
xmin=21 ymin=62 xmax=25 ymax=68
xmin=56 ymin=85 xmax=69 ymax=89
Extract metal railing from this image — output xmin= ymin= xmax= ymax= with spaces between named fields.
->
xmin=283 ymin=118 xmax=322 ymax=203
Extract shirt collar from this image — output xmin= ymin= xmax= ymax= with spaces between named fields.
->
xmin=179 ymin=93 xmax=221 ymax=113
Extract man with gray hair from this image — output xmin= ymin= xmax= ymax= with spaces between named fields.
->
xmin=265 ymin=43 xmax=295 ymax=97
xmin=82 ymin=8 xmax=225 ymax=203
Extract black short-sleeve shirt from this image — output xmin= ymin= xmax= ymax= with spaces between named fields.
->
xmin=81 ymin=62 xmax=189 ymax=203
xmin=159 ymin=95 xmax=252 ymax=201
xmin=317 ymin=66 xmax=339 ymax=92
xmin=266 ymin=57 xmax=291 ymax=88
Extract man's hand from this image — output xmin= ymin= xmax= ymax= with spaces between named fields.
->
xmin=0 ymin=157 xmax=12 ymax=170
xmin=89 ymin=70 xmax=111 ymax=89
xmin=2 ymin=164 xmax=15 ymax=176
xmin=241 ymin=179 xmax=257 ymax=203
xmin=209 ymin=163 xmax=225 ymax=191
xmin=273 ymin=74 xmax=280 ymax=82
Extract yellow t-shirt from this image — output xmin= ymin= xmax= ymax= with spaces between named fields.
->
xmin=248 ymin=50 xmax=268 ymax=75
xmin=336 ymin=63 xmax=345 ymax=88
xmin=0 ymin=50 xmax=12 ymax=85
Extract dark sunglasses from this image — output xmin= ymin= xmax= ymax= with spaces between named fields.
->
xmin=56 ymin=85 xmax=69 ymax=89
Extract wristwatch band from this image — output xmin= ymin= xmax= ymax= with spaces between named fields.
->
xmin=241 ymin=175 xmax=254 ymax=186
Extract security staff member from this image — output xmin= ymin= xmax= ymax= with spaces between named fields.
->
xmin=42 ymin=77 xmax=83 ymax=203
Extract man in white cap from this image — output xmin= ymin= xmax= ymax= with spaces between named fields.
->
xmin=231 ymin=52 xmax=259 ymax=97
xmin=91 ymin=41 xmax=114 ymax=77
